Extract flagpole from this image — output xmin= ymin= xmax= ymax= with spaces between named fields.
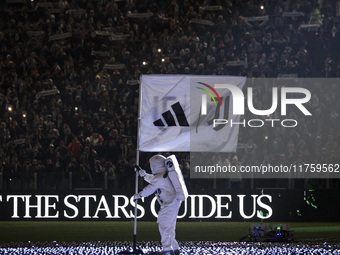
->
xmin=133 ymin=153 xmax=139 ymax=251
xmin=119 ymin=76 xmax=144 ymax=255
xmin=133 ymin=75 xmax=143 ymax=251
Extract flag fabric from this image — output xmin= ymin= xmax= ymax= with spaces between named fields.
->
xmin=138 ymin=75 xmax=246 ymax=152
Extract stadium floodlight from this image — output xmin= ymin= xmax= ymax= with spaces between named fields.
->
xmin=8 ymin=106 xmax=13 ymax=112
xmin=142 ymin=61 xmax=147 ymax=66
xmin=158 ymin=48 xmax=162 ymax=53
xmin=260 ymin=5 xmax=264 ymax=10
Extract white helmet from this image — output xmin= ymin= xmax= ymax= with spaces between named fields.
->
xmin=149 ymin=154 xmax=167 ymax=174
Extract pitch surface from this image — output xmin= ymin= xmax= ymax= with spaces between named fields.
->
xmin=0 ymin=241 xmax=340 ymax=254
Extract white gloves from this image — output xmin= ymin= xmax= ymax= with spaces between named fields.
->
xmin=136 ymin=165 xmax=154 ymax=183
xmin=135 ymin=165 xmax=146 ymax=177
xmin=139 ymin=169 xmax=146 ymax=177
xmin=134 ymin=193 xmax=141 ymax=200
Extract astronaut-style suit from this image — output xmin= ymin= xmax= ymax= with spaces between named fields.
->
xmin=134 ymin=154 xmax=188 ymax=255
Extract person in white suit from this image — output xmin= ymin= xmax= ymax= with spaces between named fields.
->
xmin=134 ymin=154 xmax=188 ymax=255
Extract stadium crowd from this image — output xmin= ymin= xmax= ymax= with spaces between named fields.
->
xmin=0 ymin=0 xmax=339 ymax=191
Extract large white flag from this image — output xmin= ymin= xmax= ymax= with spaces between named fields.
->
xmin=138 ymin=75 xmax=246 ymax=152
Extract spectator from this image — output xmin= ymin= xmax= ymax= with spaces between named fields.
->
xmin=68 ymin=136 xmax=83 ymax=159
xmin=0 ymin=0 xmax=338 ymax=191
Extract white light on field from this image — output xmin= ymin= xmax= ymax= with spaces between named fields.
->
xmin=265 ymin=136 xmax=268 ymax=140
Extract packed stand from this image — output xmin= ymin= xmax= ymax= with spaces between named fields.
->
xmin=0 ymin=0 xmax=339 ymax=191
